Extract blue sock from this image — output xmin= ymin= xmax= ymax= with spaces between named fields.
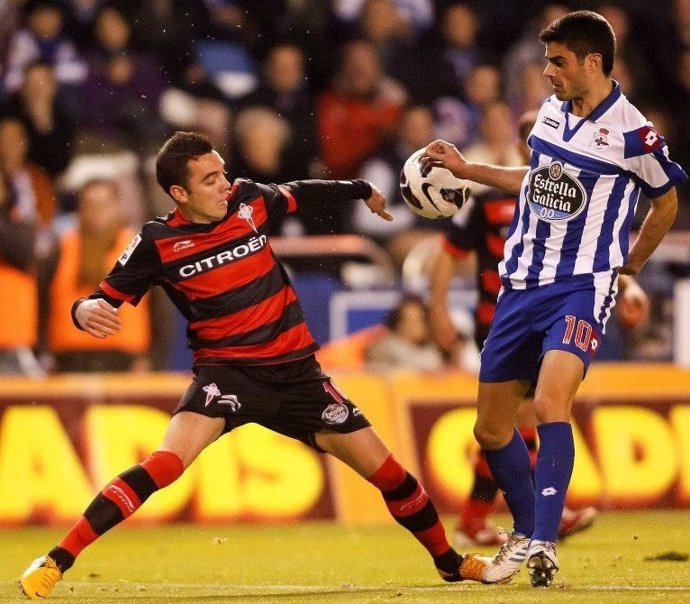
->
xmin=533 ymin=422 xmax=575 ymax=543
xmin=484 ymin=428 xmax=535 ymax=537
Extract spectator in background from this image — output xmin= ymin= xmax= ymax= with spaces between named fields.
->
xmin=462 ymin=100 xmax=523 ymax=197
xmin=508 ymin=61 xmax=553 ymax=117
xmin=357 ymin=0 xmax=431 ymax=104
xmin=236 ymin=43 xmax=320 ymax=180
xmin=352 ymin=105 xmax=445 ymax=264
xmin=0 ymin=116 xmax=57 ymax=263
xmin=433 ymin=63 xmax=502 ymax=151
xmin=501 ymin=3 xmax=569 ymax=105
xmin=0 ymin=165 xmax=43 ymax=377
xmin=437 ymin=2 xmax=482 ymax=87
xmin=3 ymin=0 xmax=86 ymax=103
xmin=365 ymin=294 xmax=444 ymax=371
xmin=316 ymin=39 xmax=406 ymax=233
xmin=317 ymin=39 xmax=406 ymax=180
xmin=78 ymin=4 xmax=168 ymax=154
xmin=0 ymin=60 xmax=75 ymax=180
xmin=231 ymin=107 xmax=292 ymax=191
xmin=47 ymin=178 xmax=151 ymax=372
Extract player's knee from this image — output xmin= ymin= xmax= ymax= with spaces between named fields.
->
xmin=532 ymin=394 xmax=572 ymax=424
xmin=473 ymin=421 xmax=512 ymax=450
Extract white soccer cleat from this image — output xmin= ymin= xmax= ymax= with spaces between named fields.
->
xmin=480 ymin=531 xmax=530 ymax=584
xmin=526 ymin=539 xmax=560 ymax=587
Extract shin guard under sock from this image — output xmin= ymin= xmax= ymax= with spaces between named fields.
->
xmin=533 ymin=422 xmax=574 ymax=542
xmin=484 ymin=428 xmax=535 ymax=537
xmin=50 ymin=450 xmax=184 ymax=572
xmin=368 ymin=454 xmax=453 ymax=564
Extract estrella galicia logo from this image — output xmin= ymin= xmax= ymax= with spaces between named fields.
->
xmin=321 ymin=403 xmax=349 ymax=425
xmin=528 ymin=162 xmax=587 ymax=222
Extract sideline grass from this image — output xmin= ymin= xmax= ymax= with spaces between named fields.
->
xmin=1 ymin=510 xmax=688 ymax=603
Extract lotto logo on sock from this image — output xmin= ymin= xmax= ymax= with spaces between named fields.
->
xmin=541 ymin=487 xmax=557 ymax=496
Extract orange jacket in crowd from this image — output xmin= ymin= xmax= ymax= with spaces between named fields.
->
xmin=0 ymin=261 xmax=37 ymax=348
xmin=48 ymin=228 xmax=151 ymax=354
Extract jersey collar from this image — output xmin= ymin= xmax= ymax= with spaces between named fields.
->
xmin=560 ymin=79 xmax=621 ymax=122
xmin=561 ymin=80 xmax=621 ymax=141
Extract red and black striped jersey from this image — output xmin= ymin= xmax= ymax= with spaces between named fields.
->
xmin=80 ymin=178 xmax=371 ymax=366
xmin=443 ymin=189 xmax=517 ymax=340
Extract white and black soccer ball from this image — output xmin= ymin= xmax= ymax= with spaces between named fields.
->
xmin=400 ymin=148 xmax=471 ymax=219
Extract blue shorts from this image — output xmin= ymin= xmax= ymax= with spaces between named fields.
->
xmin=479 ymin=274 xmax=616 ymax=384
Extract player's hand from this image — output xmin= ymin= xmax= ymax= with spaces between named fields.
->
xmin=364 ymin=183 xmax=393 ymax=221
xmin=76 ymin=298 xmax=122 ymax=338
xmin=421 ymin=140 xmax=469 ymax=179
xmin=429 ymin=307 xmax=461 ymax=360
xmin=617 ymin=275 xmax=650 ymax=328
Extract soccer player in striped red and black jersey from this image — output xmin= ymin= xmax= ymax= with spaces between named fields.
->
xmin=20 ymin=132 xmax=490 ymax=599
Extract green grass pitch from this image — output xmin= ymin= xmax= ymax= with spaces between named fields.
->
xmin=1 ymin=510 xmax=688 ymax=603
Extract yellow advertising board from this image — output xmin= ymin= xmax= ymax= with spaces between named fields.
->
xmin=0 ymin=364 xmax=688 ymax=525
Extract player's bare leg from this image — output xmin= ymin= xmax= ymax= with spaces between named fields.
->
xmin=315 ymin=427 xmax=489 ymax=583
xmin=20 ymin=413 xmax=224 ymax=599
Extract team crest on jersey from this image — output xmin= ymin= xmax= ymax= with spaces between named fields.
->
xmin=589 ymin=127 xmax=610 ymax=150
xmin=322 ymin=403 xmax=349 ymax=425
xmin=238 ymin=203 xmax=258 ymax=233
xmin=118 ymin=234 xmax=142 ymax=266
xmin=528 ymin=162 xmax=587 ymax=223
xmin=202 ymin=383 xmax=221 ymax=406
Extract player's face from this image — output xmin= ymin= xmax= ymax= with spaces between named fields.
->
xmin=177 ymin=151 xmax=231 ymax=223
xmin=543 ymin=42 xmax=591 ymax=102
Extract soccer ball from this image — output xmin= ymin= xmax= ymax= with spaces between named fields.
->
xmin=400 ymin=148 xmax=471 ymax=219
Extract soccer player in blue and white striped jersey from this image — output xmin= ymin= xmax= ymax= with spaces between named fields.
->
xmin=423 ymin=10 xmax=687 ymax=588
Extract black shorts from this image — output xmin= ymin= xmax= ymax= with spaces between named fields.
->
xmin=174 ymin=355 xmax=371 ymax=450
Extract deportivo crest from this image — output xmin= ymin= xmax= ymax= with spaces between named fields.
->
xmin=589 ymin=127 xmax=610 ymax=150
xmin=321 ymin=403 xmax=349 ymax=425
xmin=528 ymin=162 xmax=587 ymax=223
xmin=238 ymin=203 xmax=258 ymax=233
xmin=202 ymin=383 xmax=221 ymax=406
xmin=118 ymin=234 xmax=142 ymax=266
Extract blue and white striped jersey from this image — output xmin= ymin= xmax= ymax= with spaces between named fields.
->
xmin=500 ymin=82 xmax=687 ymax=290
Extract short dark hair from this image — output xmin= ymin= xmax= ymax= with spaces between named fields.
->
xmin=155 ymin=131 xmax=215 ymax=197
xmin=539 ymin=10 xmax=616 ymax=76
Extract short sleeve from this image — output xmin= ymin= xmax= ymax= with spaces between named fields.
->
xmin=623 ymin=125 xmax=688 ymax=198
xmin=99 ymin=226 xmax=161 ymax=306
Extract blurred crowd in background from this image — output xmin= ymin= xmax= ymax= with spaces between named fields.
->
xmin=1 ymin=0 xmax=689 ymax=376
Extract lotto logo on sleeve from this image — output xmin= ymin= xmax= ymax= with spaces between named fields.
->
xmin=639 ymin=126 xmax=662 ymax=153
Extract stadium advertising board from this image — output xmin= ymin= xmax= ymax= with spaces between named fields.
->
xmin=0 ymin=365 xmax=688 ymax=526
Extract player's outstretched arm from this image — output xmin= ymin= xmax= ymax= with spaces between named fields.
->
xmin=422 ymin=140 xmax=528 ymax=195
xmin=621 ymin=188 xmax=678 ymax=275
xmin=74 ymin=298 xmax=122 ymax=339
